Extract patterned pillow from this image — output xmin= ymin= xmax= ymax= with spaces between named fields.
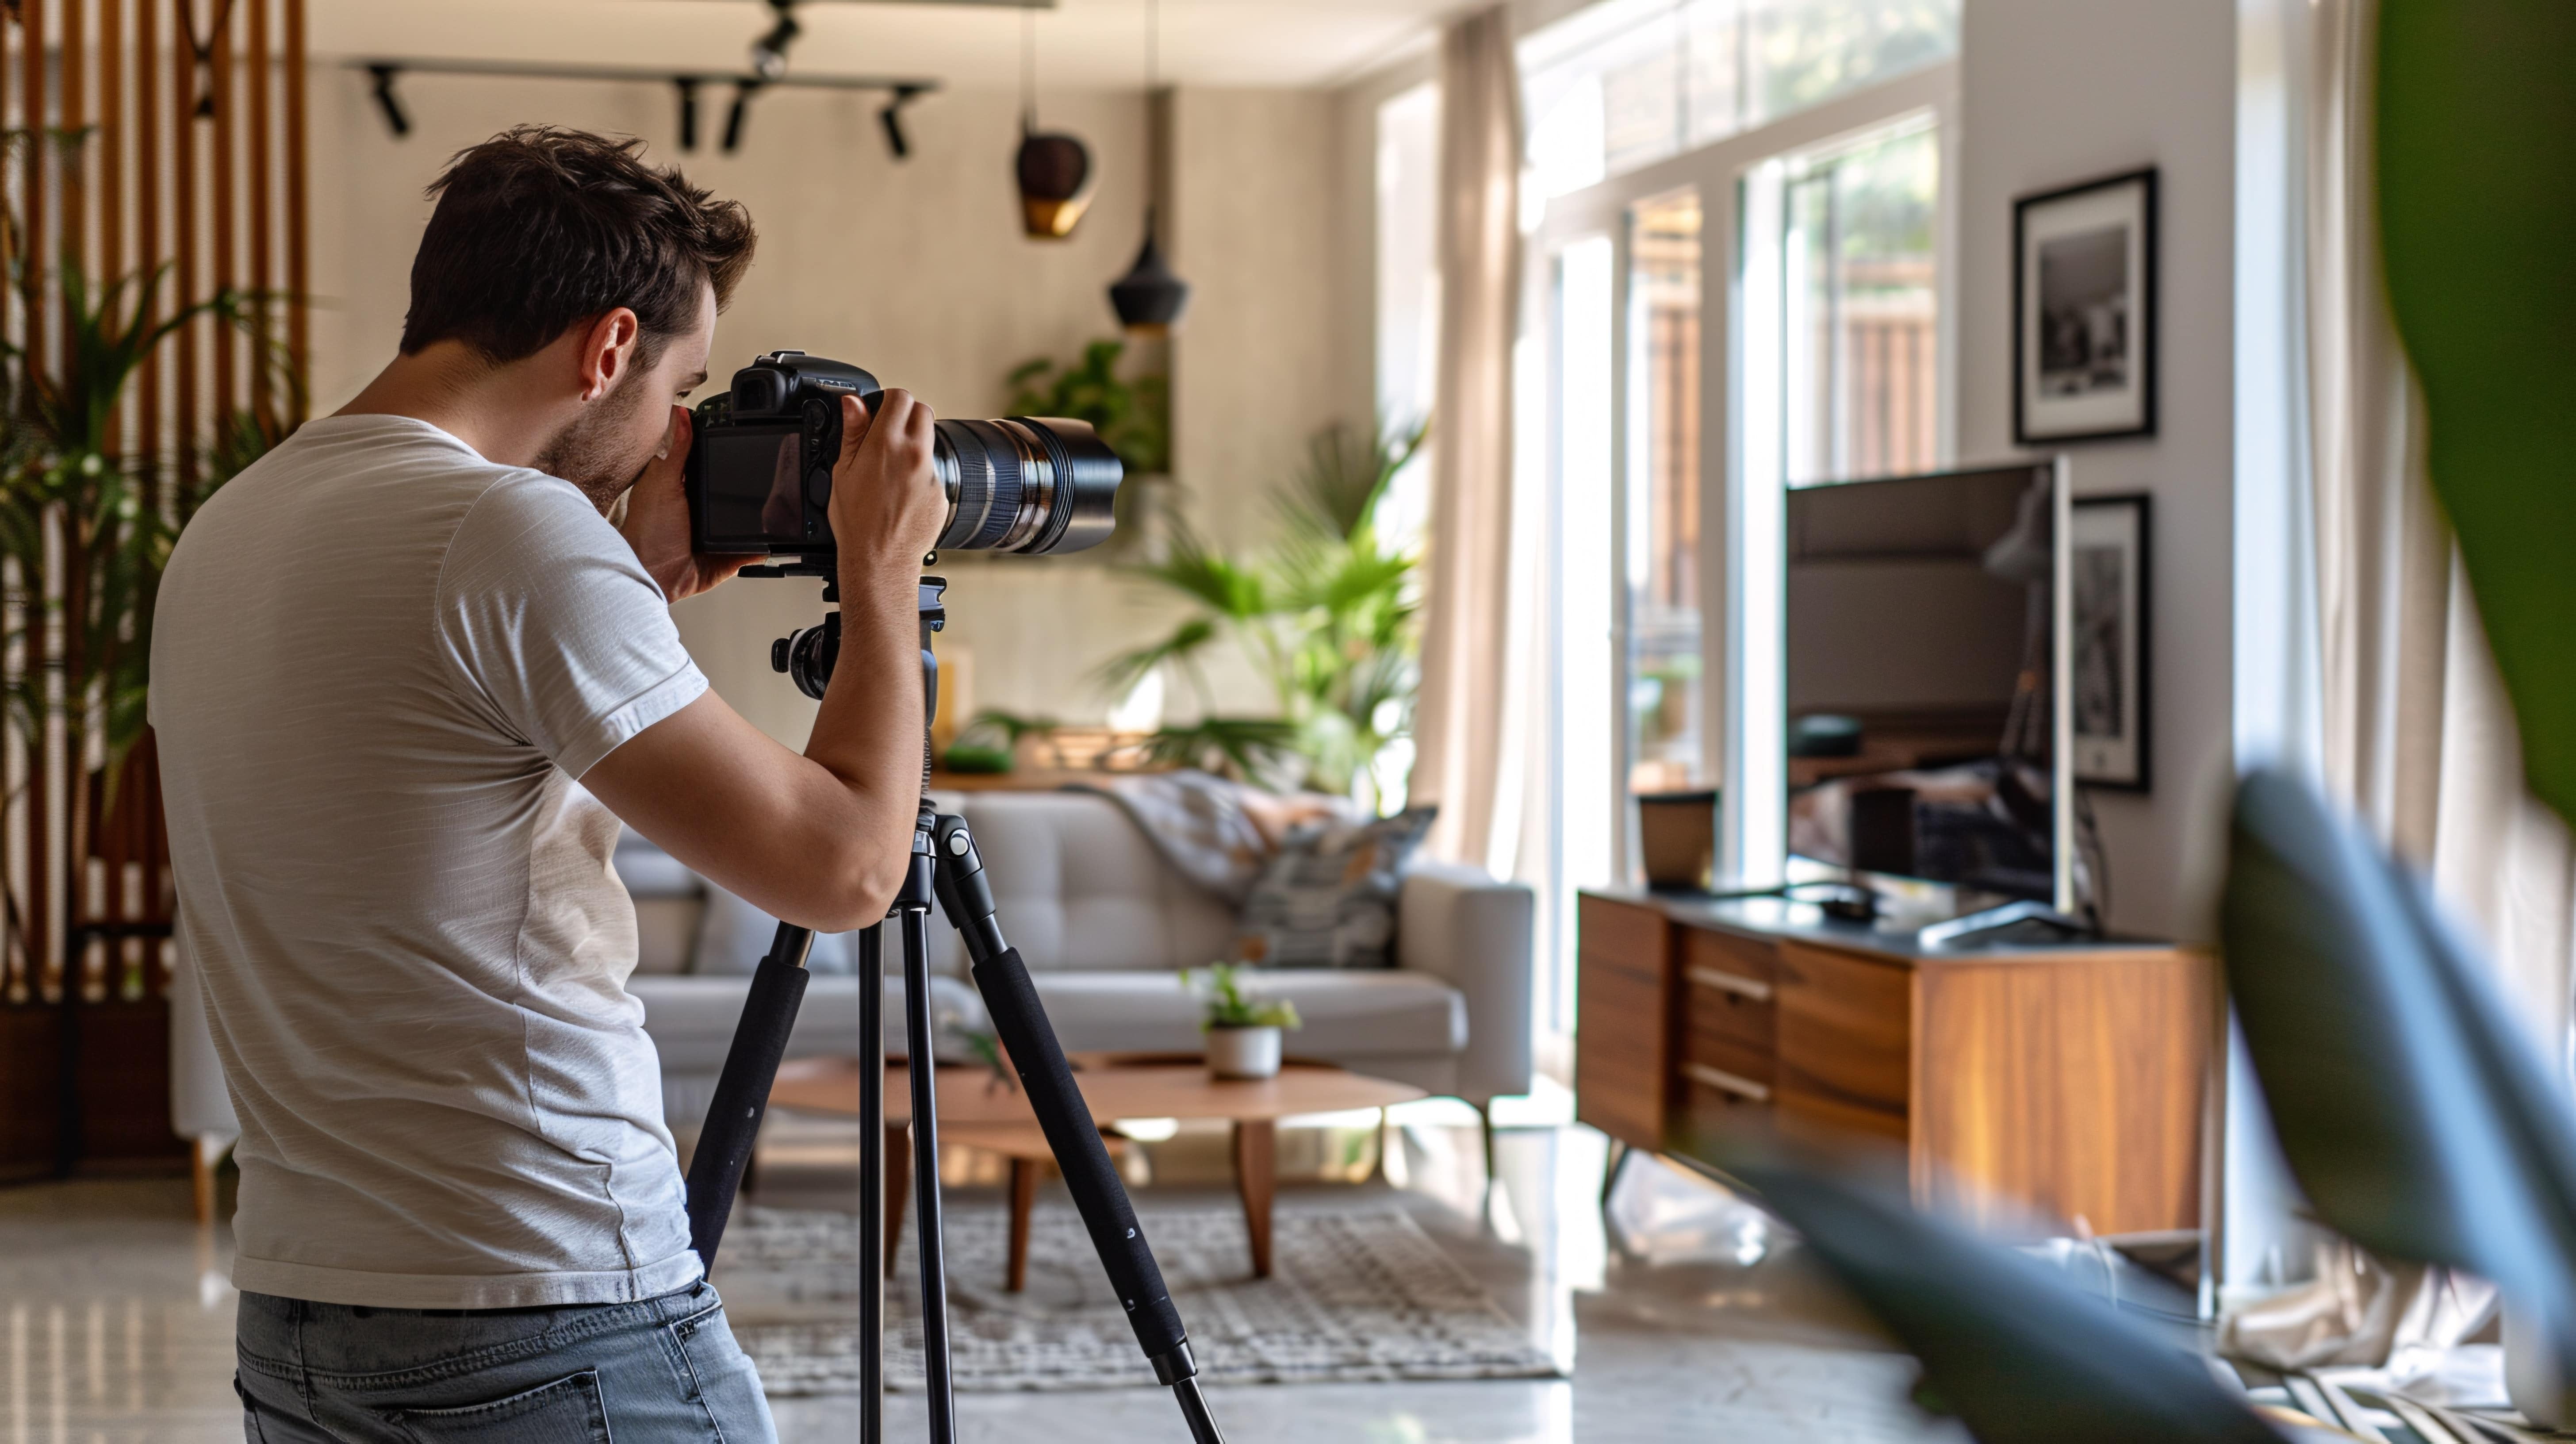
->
xmin=1234 ymin=807 xmax=1438 ymax=969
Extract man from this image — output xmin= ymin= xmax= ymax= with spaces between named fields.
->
xmin=152 ymin=126 xmax=943 ymax=1441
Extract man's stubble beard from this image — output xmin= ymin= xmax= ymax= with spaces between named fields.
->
xmin=533 ymin=369 xmax=662 ymax=514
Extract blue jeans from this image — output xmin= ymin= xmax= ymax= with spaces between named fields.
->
xmin=234 ymin=1281 xmax=778 ymax=1443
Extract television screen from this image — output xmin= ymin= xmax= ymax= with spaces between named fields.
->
xmin=1784 ymin=463 xmax=2063 ymax=905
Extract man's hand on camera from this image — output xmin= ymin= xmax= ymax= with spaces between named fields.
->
xmin=831 ymin=390 xmax=945 ymax=564
xmin=620 ymin=406 xmax=750 ymax=603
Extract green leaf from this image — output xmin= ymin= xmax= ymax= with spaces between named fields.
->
xmin=2378 ymin=0 xmax=2576 ymax=825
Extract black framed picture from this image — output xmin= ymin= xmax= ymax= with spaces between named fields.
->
xmin=2070 ymin=493 xmax=2151 ymax=791
xmin=2014 ymin=168 xmax=2158 ymax=445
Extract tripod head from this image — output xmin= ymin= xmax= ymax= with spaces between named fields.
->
xmin=751 ymin=559 xmax=947 ymax=725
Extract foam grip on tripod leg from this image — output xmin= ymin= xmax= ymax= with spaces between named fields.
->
xmin=684 ymin=947 xmax=812 ymax=1270
xmin=970 ymin=947 xmax=1189 ymax=1362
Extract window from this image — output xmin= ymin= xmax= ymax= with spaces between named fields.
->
xmin=1626 ymin=189 xmax=1709 ymax=792
xmin=1524 ymin=0 xmax=1959 ymax=199
xmin=1778 ymin=119 xmax=1941 ymax=484
xmin=1375 ymin=82 xmax=1440 ymax=549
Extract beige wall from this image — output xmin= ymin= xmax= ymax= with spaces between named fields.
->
xmin=1956 ymin=0 xmax=2237 ymax=939
xmin=307 ymin=68 xmax=1355 ymax=747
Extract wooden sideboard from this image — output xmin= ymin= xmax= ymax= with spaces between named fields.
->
xmin=1577 ymin=888 xmax=2216 ymax=1236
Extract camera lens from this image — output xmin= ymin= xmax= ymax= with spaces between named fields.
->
xmin=928 ymin=417 xmax=1121 ymax=555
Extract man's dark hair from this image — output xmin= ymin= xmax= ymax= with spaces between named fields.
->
xmin=402 ymin=126 xmax=756 ymax=365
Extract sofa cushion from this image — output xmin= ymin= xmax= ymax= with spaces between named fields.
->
xmin=1027 ymin=969 xmax=1466 ymax=1061
xmin=613 ymin=832 xmax=703 ymax=898
xmin=631 ymin=972 xmax=988 ymax=1074
xmin=958 ymin=792 xmax=1235 ymax=972
xmin=692 ymin=883 xmax=868 ymax=976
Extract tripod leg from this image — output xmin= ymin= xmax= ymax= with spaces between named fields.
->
xmin=684 ymin=923 xmax=815 ymax=1269
xmin=856 ymin=922 xmax=886 ymax=1444
xmin=900 ymin=906 xmax=958 ymax=1444
xmin=928 ymin=815 xmax=1228 ymax=1444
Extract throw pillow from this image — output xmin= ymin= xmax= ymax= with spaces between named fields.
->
xmin=693 ymin=883 xmax=857 ymax=975
xmin=1234 ymin=806 xmax=1438 ymax=968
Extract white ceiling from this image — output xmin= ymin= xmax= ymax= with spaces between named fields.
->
xmin=310 ymin=0 xmax=1449 ymax=92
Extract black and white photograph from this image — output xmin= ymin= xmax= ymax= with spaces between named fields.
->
xmin=2071 ymin=493 xmax=2151 ymax=789
xmin=2015 ymin=168 xmax=2158 ymax=444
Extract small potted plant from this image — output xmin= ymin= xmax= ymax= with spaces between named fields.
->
xmin=1184 ymin=964 xmax=1301 ymax=1080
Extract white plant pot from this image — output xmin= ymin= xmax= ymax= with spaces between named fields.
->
xmin=1204 ymin=1025 xmax=1283 ymax=1080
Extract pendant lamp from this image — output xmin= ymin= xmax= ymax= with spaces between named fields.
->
xmin=1015 ymin=12 xmax=1095 ymax=239
xmin=1108 ymin=0 xmax=1189 ymax=333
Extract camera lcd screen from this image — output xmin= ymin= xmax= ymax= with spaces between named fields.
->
xmin=697 ymin=424 xmax=807 ymax=548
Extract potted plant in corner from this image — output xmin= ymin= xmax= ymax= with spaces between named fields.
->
xmin=1184 ymin=964 xmax=1300 ymax=1080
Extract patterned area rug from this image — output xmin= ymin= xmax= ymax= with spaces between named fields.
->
xmin=717 ymin=1203 xmax=1561 ymax=1394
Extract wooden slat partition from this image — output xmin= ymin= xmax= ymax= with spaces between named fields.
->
xmin=1 ymin=0 xmax=309 ymax=1175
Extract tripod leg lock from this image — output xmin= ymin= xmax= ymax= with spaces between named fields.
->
xmin=1148 ymin=1341 xmax=1199 ymax=1387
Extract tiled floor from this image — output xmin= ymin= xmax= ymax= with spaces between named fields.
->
xmin=1 ymin=1118 xmax=1967 ymax=1443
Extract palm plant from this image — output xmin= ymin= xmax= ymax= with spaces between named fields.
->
xmin=0 ymin=258 xmax=280 ymax=981
xmin=1100 ymin=419 xmax=1427 ymax=803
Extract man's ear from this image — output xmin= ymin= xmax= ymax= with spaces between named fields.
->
xmin=576 ymin=308 xmax=643 ymax=403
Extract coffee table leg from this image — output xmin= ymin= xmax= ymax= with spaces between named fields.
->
xmin=885 ymin=1124 xmax=910 ymax=1278
xmin=1007 ymin=1158 xmax=1037 ymax=1292
xmin=1232 ymin=1119 xmax=1276 ymax=1279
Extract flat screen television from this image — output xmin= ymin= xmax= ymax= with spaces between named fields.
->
xmin=1783 ymin=460 xmax=2072 ymax=918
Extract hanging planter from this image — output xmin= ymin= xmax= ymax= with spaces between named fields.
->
xmin=1016 ymin=127 xmax=1096 ymax=239
xmin=1109 ymin=209 xmax=1188 ymax=335
xmin=1014 ymin=10 xmax=1094 ymax=240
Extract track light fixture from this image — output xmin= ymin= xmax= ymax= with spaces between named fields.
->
xmin=879 ymin=84 xmax=924 ymax=162
xmin=675 ymin=77 xmax=702 ymax=152
xmin=749 ymin=0 xmax=801 ymax=82
xmin=723 ymin=81 xmax=765 ymax=154
xmin=368 ymin=65 xmax=410 ymax=138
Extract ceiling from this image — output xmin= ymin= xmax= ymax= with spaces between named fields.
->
xmin=307 ymin=0 xmax=1449 ymax=92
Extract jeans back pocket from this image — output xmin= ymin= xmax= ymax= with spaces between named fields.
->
xmin=384 ymin=1368 xmax=611 ymax=1444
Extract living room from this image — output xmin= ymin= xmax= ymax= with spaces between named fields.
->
xmin=4 ymin=0 xmax=2574 ymax=1440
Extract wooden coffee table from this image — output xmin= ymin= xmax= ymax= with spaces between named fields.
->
xmin=769 ymin=1053 xmax=1424 ymax=1286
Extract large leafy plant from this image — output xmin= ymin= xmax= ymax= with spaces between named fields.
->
xmin=1006 ymin=338 xmax=1169 ymax=477
xmin=0 ymin=255 xmax=282 ymax=979
xmin=1101 ymin=420 xmax=1426 ymax=802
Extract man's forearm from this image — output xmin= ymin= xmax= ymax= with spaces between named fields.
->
xmin=805 ymin=548 xmax=928 ymax=864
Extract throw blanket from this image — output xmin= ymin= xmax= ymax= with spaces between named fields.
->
xmin=1062 ymin=770 xmax=1349 ymax=904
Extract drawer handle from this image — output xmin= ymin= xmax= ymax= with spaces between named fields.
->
xmin=1687 ymin=966 xmax=1773 ymax=1002
xmin=1682 ymin=1062 xmax=1771 ymax=1102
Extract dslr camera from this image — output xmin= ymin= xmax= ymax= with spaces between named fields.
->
xmin=686 ymin=351 xmax=1122 ymax=560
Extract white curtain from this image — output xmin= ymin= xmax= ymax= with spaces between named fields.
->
xmin=2222 ymin=0 xmax=2572 ymax=1370
xmin=1410 ymin=5 xmax=1524 ymax=870
xmin=2304 ymin=0 xmax=2576 ymax=1071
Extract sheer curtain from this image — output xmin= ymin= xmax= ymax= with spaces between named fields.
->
xmin=2304 ymin=0 xmax=2576 ymax=1071
xmin=1410 ymin=5 xmax=1524 ymax=871
xmin=2220 ymin=0 xmax=2574 ymax=1370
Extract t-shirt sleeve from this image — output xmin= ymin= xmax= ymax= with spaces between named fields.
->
xmin=435 ymin=473 xmax=709 ymax=779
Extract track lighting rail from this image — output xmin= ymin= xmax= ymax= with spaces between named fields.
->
xmin=351 ymin=58 xmax=937 ymax=155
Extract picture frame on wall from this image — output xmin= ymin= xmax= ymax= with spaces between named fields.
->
xmin=2070 ymin=493 xmax=2152 ymax=791
xmin=2014 ymin=168 xmax=2158 ymax=445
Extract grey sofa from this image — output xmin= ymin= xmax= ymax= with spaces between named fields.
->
xmin=626 ymin=790 xmax=1536 ymax=1136
xmin=170 ymin=789 xmax=1536 ymax=1218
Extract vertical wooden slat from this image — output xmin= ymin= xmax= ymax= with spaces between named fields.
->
xmin=283 ymin=0 xmax=306 ymax=419
xmin=22 ymin=0 xmax=51 ymax=1000
xmin=174 ymin=0 xmax=200 ymax=505
xmin=136 ymin=0 xmax=160 ymax=495
xmin=101 ymin=0 xmax=126 ymax=465
xmin=210 ymin=0 xmax=235 ymax=424
xmin=245 ymin=0 xmax=269 ymax=428
xmin=1 ymin=2 xmax=16 ymax=1003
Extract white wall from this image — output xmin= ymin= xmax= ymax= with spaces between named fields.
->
xmin=1956 ymin=0 xmax=2238 ymax=937
xmin=307 ymin=69 xmax=1352 ymax=747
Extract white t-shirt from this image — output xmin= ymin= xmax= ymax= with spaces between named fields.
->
xmin=151 ymin=415 xmax=710 ymax=1309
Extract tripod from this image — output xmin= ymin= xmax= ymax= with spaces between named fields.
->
xmin=679 ymin=570 xmax=1227 ymax=1444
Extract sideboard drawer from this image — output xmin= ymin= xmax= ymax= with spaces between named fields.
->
xmin=1683 ymin=962 xmax=1775 ymax=1087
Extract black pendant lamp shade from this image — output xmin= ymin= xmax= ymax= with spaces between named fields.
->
xmin=1017 ymin=127 xmax=1095 ymax=239
xmin=1110 ymin=211 xmax=1189 ymax=334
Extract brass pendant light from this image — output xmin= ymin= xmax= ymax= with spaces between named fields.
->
xmin=1108 ymin=0 xmax=1189 ymax=333
xmin=1015 ymin=10 xmax=1095 ymax=240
